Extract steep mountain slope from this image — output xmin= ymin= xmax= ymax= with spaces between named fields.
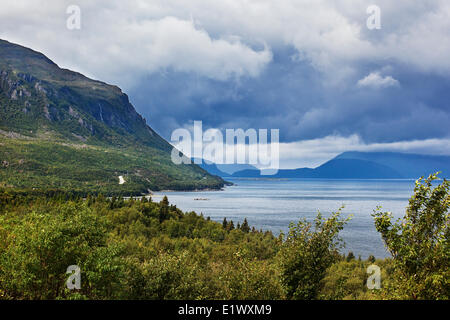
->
xmin=0 ymin=39 xmax=166 ymax=148
xmin=0 ymin=39 xmax=224 ymax=194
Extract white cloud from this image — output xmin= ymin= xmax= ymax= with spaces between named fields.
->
xmin=1 ymin=1 xmax=448 ymax=168
xmin=172 ymin=131 xmax=450 ymax=169
xmin=1 ymin=0 xmax=450 ymax=88
xmin=357 ymin=71 xmax=399 ymax=88
xmin=279 ymin=135 xmax=450 ymax=168
xmin=0 ymin=1 xmax=272 ymax=87
xmin=95 ymin=16 xmax=272 ymax=82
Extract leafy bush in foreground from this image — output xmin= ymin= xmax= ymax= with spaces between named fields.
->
xmin=373 ymin=173 xmax=449 ymax=299
xmin=277 ymin=208 xmax=351 ymax=299
xmin=0 ymin=173 xmax=448 ymax=300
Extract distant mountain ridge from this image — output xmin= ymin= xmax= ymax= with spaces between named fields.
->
xmin=0 ymin=39 xmax=224 ymax=194
xmin=194 ymin=158 xmax=258 ymax=177
xmin=334 ymin=152 xmax=450 ymax=178
xmin=224 ymin=152 xmax=450 ymax=179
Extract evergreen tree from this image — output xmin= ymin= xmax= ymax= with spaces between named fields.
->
xmin=161 ymin=195 xmax=169 ymax=207
xmin=159 ymin=196 xmax=169 ymax=223
xmin=346 ymin=252 xmax=355 ymax=262
xmin=117 ymin=195 xmax=125 ymax=207
xmin=222 ymin=217 xmax=228 ymax=229
xmin=97 ymin=194 xmax=106 ymax=203
xmin=110 ymin=196 xmax=117 ymax=209
xmin=241 ymin=218 xmax=250 ymax=233
xmin=86 ymin=194 xmax=93 ymax=206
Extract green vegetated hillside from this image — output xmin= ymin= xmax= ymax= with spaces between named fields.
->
xmin=0 ymin=39 xmax=224 ymax=194
xmin=0 ymin=174 xmax=448 ymax=300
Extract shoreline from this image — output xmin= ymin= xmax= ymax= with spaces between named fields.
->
xmin=152 ymin=187 xmax=228 ymax=194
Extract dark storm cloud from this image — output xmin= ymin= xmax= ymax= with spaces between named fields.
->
xmin=1 ymin=0 xmax=450 ymax=166
xmin=128 ymin=48 xmax=450 ymax=144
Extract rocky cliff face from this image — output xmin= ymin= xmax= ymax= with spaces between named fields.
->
xmin=0 ymin=39 xmax=224 ymax=193
xmin=0 ymin=39 xmax=167 ymax=149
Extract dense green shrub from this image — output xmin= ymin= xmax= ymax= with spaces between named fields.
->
xmin=0 ymin=173 xmax=448 ymax=300
xmin=277 ymin=208 xmax=351 ymax=299
xmin=373 ymin=173 xmax=449 ymax=299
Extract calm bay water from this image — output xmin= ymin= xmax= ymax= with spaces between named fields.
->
xmin=154 ymin=178 xmax=416 ymax=259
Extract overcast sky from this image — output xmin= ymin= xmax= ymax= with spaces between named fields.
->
xmin=1 ymin=0 xmax=449 ymax=168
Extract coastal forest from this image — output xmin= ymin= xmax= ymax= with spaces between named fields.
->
xmin=0 ymin=173 xmax=448 ymax=300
